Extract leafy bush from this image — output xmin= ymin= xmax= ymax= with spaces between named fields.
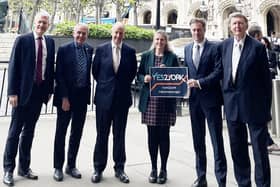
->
xmin=52 ymin=22 xmax=154 ymax=40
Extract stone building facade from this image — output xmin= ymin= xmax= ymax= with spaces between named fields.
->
xmin=129 ymin=0 xmax=280 ymax=39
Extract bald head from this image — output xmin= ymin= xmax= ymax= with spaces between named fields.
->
xmin=111 ymin=22 xmax=125 ymax=45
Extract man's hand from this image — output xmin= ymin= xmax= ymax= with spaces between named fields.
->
xmin=187 ymin=79 xmax=200 ymax=88
xmin=62 ymin=98 xmax=70 ymax=111
xmin=9 ymin=95 xmax=18 ymax=108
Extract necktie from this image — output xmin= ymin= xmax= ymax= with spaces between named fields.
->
xmin=36 ymin=37 xmax=43 ymax=85
xmin=232 ymin=43 xmax=242 ymax=82
xmin=76 ymin=46 xmax=87 ymax=87
xmin=113 ymin=46 xmax=120 ymax=73
xmin=193 ymin=44 xmax=200 ymax=69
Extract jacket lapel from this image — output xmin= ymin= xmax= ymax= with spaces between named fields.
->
xmin=188 ymin=43 xmax=197 ymax=73
xmin=224 ymin=38 xmax=234 ymax=86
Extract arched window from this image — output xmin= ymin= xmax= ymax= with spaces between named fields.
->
xmin=167 ymin=10 xmax=177 ymax=24
xmin=143 ymin=10 xmax=151 ymax=24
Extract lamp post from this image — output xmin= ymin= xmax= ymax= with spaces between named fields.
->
xmin=155 ymin=0 xmax=160 ymax=30
xmin=18 ymin=7 xmax=23 ymax=34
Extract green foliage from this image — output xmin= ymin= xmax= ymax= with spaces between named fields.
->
xmin=52 ymin=22 xmax=154 ymax=40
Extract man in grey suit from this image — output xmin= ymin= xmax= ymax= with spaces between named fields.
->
xmin=218 ymin=12 xmax=271 ymax=187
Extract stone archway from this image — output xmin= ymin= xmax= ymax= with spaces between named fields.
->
xmin=222 ymin=6 xmax=238 ymax=38
xmin=138 ymin=6 xmax=152 ymax=25
xmin=161 ymin=3 xmax=178 ymax=26
xmin=258 ymin=0 xmax=280 ymax=36
xmin=265 ymin=5 xmax=280 ymax=36
xmin=143 ymin=10 xmax=152 ymax=24
xmin=167 ymin=9 xmax=177 ymax=24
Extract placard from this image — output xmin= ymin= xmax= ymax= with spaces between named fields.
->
xmin=150 ymin=67 xmax=188 ymax=97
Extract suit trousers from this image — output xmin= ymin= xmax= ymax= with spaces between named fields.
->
xmin=3 ymin=84 xmax=44 ymax=173
xmin=227 ymin=120 xmax=271 ymax=187
xmin=53 ymin=87 xmax=88 ymax=169
xmin=93 ymin=102 xmax=129 ymax=172
xmin=189 ymin=103 xmax=227 ymax=185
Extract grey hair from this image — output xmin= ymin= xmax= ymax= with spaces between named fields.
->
xmin=74 ymin=23 xmax=89 ymax=34
xmin=34 ymin=10 xmax=51 ymax=22
xmin=229 ymin=12 xmax=248 ymax=25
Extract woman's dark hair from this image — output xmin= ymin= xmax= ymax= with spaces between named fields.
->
xmin=262 ymin=36 xmax=272 ymax=50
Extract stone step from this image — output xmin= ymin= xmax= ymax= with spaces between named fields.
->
xmin=0 ymin=33 xmax=18 ymax=62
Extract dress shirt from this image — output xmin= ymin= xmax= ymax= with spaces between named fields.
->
xmin=112 ymin=41 xmax=122 ymax=73
xmin=232 ymin=36 xmax=245 ymax=82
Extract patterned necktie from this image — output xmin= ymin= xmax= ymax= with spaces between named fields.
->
xmin=76 ymin=46 xmax=87 ymax=87
xmin=36 ymin=37 xmax=43 ymax=85
xmin=113 ymin=45 xmax=120 ymax=73
xmin=193 ymin=44 xmax=200 ymax=69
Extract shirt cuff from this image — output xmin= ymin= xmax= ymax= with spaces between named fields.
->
xmin=197 ymin=80 xmax=202 ymax=89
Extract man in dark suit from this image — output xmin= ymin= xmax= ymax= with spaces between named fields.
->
xmin=218 ymin=12 xmax=271 ymax=187
xmin=184 ymin=18 xmax=227 ymax=187
xmin=52 ymin=23 xmax=93 ymax=182
xmin=91 ymin=22 xmax=137 ymax=184
xmin=3 ymin=11 xmax=55 ymax=186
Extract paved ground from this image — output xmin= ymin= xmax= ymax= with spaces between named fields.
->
xmin=0 ymin=109 xmax=279 ymax=187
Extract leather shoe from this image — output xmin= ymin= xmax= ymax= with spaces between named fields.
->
xmin=65 ymin=167 xmax=81 ymax=179
xmin=157 ymin=170 xmax=167 ymax=184
xmin=18 ymin=168 xmax=38 ymax=180
xmin=91 ymin=171 xmax=102 ymax=183
xmin=53 ymin=169 xmax=63 ymax=182
xmin=3 ymin=172 xmax=14 ymax=186
xmin=148 ymin=170 xmax=157 ymax=183
xmin=115 ymin=170 xmax=130 ymax=183
xmin=191 ymin=177 xmax=207 ymax=187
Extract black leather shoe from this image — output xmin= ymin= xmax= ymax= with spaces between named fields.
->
xmin=191 ymin=177 xmax=207 ymax=187
xmin=3 ymin=172 xmax=14 ymax=186
xmin=18 ymin=168 xmax=38 ymax=180
xmin=115 ymin=170 xmax=130 ymax=183
xmin=148 ymin=170 xmax=157 ymax=183
xmin=53 ymin=169 xmax=63 ymax=182
xmin=157 ymin=170 xmax=167 ymax=184
xmin=91 ymin=171 xmax=102 ymax=183
xmin=65 ymin=167 xmax=81 ymax=179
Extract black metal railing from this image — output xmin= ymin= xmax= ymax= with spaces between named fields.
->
xmin=0 ymin=67 xmax=142 ymax=117
xmin=0 ymin=67 xmax=187 ymax=117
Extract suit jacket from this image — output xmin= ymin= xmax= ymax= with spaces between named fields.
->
xmin=92 ymin=42 xmax=137 ymax=110
xmin=137 ymin=50 xmax=179 ymax=113
xmin=184 ymin=40 xmax=223 ymax=108
xmin=8 ymin=32 xmax=55 ymax=105
xmin=218 ymin=35 xmax=272 ymax=123
xmin=53 ymin=42 xmax=94 ymax=107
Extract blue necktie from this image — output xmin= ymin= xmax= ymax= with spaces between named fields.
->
xmin=193 ymin=44 xmax=200 ymax=69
